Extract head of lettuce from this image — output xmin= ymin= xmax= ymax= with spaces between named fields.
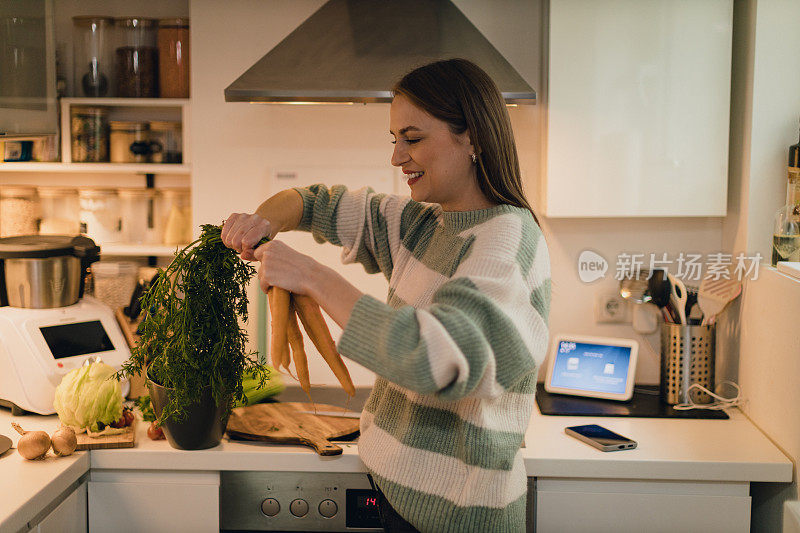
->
xmin=53 ymin=360 xmax=124 ymax=434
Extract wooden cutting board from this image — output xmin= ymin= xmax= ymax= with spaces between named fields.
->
xmin=76 ymin=418 xmax=137 ymax=450
xmin=226 ymin=402 xmax=360 ymax=456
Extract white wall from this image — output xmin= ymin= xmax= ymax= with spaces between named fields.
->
xmin=738 ymin=268 xmax=800 ymax=532
xmin=190 ymin=0 xmax=728 ymax=389
xmin=724 ymin=1 xmax=800 ymax=530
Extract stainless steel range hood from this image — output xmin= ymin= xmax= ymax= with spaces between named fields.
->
xmin=224 ymin=0 xmax=536 ymax=105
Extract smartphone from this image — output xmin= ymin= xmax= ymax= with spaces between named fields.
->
xmin=565 ymin=424 xmax=638 ymax=452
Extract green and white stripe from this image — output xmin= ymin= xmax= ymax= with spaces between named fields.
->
xmin=295 ymin=185 xmax=550 ymax=533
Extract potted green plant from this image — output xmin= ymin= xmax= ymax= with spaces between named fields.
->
xmin=118 ymin=224 xmax=270 ymax=450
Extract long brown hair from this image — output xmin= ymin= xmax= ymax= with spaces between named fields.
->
xmin=392 ymin=58 xmax=539 ymax=225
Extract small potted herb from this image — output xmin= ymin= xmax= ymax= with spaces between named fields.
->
xmin=118 ymin=224 xmax=269 ymax=450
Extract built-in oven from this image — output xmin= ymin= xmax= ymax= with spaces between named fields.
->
xmin=220 ymin=471 xmax=382 ymax=532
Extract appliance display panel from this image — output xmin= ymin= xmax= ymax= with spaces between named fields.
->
xmin=345 ymin=488 xmax=382 ymax=528
xmin=39 ymin=320 xmax=115 ymax=359
xmin=550 ymin=340 xmax=632 ymax=394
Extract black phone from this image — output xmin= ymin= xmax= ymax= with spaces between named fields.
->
xmin=565 ymin=424 xmax=638 ymax=452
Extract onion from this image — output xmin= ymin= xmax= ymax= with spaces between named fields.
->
xmin=11 ymin=422 xmax=51 ymax=460
xmin=51 ymin=426 xmax=78 ymax=456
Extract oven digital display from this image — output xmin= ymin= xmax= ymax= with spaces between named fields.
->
xmin=345 ymin=488 xmax=381 ymax=528
xmin=39 ymin=320 xmax=115 ymax=359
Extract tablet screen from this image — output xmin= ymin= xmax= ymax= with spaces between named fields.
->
xmin=549 ymin=340 xmax=633 ymax=395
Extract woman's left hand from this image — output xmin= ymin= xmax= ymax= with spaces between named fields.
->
xmin=253 ymin=240 xmax=320 ymax=296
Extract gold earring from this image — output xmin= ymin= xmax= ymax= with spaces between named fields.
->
xmin=470 ymin=153 xmax=477 ymax=164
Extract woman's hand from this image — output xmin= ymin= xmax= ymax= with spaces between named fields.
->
xmin=221 ymin=213 xmax=270 ymax=261
xmin=255 ymin=240 xmax=365 ymax=329
xmin=254 ymin=240 xmax=319 ymax=296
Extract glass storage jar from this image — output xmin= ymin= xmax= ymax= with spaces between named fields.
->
xmin=148 ymin=121 xmax=182 ymax=163
xmin=91 ymin=261 xmax=138 ymax=312
xmin=72 ymin=16 xmax=115 ymax=97
xmin=71 ymin=106 xmax=109 ymax=162
xmin=160 ymin=188 xmax=191 ymax=244
xmin=157 ymin=18 xmax=189 ymax=98
xmin=115 ymin=17 xmax=158 ymax=97
xmin=119 ymin=188 xmax=161 ymax=244
xmin=110 ymin=121 xmax=150 ymax=163
xmin=79 ymin=189 xmax=121 ymax=244
xmin=0 ymin=14 xmax=45 ymax=99
xmin=37 ymin=187 xmax=80 ymax=235
xmin=0 ymin=186 xmax=38 ymax=237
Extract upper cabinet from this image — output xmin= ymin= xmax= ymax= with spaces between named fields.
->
xmin=0 ymin=0 xmax=58 ymax=138
xmin=543 ymin=0 xmax=733 ymax=217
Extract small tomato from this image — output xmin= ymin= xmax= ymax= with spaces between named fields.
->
xmin=147 ymin=422 xmax=165 ymax=440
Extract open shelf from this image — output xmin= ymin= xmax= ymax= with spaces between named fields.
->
xmin=60 ymin=97 xmax=189 ymax=108
xmin=0 ymin=162 xmax=190 ymax=174
xmin=100 ymin=243 xmax=187 ymax=257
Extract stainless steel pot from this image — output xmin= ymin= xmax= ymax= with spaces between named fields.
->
xmin=4 ymin=256 xmax=81 ymax=308
xmin=0 ymin=235 xmax=100 ymax=309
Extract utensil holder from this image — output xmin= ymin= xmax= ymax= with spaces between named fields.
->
xmin=660 ymin=323 xmax=715 ymax=405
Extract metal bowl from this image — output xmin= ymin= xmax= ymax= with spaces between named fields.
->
xmin=4 ymin=256 xmax=81 ymax=308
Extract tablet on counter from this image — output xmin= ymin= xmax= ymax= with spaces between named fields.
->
xmin=544 ymin=334 xmax=639 ymax=401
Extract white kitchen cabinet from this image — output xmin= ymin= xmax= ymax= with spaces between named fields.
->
xmin=544 ymin=0 xmax=733 ymax=217
xmin=35 ymin=480 xmax=87 ymax=533
xmin=534 ymin=478 xmax=750 ymax=532
xmin=88 ymin=470 xmax=219 ymax=533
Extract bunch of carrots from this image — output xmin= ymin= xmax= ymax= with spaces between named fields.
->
xmin=267 ymin=287 xmax=355 ymax=397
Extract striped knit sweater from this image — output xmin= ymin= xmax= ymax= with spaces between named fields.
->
xmin=295 ymin=184 xmax=551 ymax=533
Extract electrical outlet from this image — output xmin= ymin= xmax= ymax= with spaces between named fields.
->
xmin=594 ymin=291 xmax=629 ymax=323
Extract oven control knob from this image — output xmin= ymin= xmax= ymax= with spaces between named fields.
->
xmin=290 ymin=498 xmax=309 ymax=517
xmin=261 ymin=498 xmax=280 ymax=517
xmin=318 ymin=499 xmax=338 ymax=518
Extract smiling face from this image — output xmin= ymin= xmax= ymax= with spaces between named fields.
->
xmin=390 ymin=94 xmax=489 ymax=211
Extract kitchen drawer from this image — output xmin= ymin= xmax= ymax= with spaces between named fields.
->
xmin=535 ymin=478 xmax=750 ymax=532
xmin=88 ymin=470 xmax=219 ymax=533
xmin=37 ymin=481 xmax=87 ymax=533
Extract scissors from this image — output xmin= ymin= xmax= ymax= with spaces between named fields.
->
xmin=666 ymin=273 xmax=687 ymax=325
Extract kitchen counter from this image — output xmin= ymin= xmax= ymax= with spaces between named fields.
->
xmin=0 ymin=404 xmax=792 ymax=532
xmin=0 ymin=414 xmax=89 ymax=533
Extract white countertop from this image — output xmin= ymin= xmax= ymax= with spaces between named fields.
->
xmin=0 ymin=414 xmax=89 ymax=533
xmin=0 ymin=406 xmax=792 ymax=532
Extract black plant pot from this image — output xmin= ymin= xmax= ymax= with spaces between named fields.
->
xmin=147 ymin=376 xmax=230 ymax=450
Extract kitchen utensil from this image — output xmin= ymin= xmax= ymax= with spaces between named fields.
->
xmin=295 ymin=410 xmax=361 ymax=419
xmin=76 ymin=418 xmax=137 ymax=450
xmin=0 ymin=434 xmax=11 ymax=456
xmin=667 ymin=273 xmax=687 ymax=325
xmin=661 ymin=323 xmax=715 ymax=405
xmin=647 ymin=268 xmax=675 ymax=322
xmin=684 ymin=289 xmax=699 ymax=324
xmin=226 ymin=402 xmax=360 ymax=456
xmin=698 ymin=277 xmax=742 ymax=326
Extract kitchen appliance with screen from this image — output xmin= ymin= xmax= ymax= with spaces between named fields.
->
xmin=544 ymin=334 xmax=639 ymax=401
xmin=0 ymin=235 xmax=130 ymax=415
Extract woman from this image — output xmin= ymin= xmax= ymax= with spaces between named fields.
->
xmin=222 ymin=58 xmax=551 ymax=532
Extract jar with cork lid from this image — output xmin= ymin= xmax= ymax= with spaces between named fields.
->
xmin=157 ymin=18 xmax=190 ymax=98
xmin=115 ymin=17 xmax=158 ymax=97
xmin=72 ymin=16 xmax=115 ymax=97
xmin=110 ymin=120 xmax=151 ymax=163
xmin=37 ymin=187 xmax=80 ymax=235
xmin=0 ymin=186 xmax=38 ymax=237
xmin=148 ymin=121 xmax=182 ymax=163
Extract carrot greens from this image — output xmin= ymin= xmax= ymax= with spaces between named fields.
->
xmin=117 ymin=224 xmax=270 ymax=423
